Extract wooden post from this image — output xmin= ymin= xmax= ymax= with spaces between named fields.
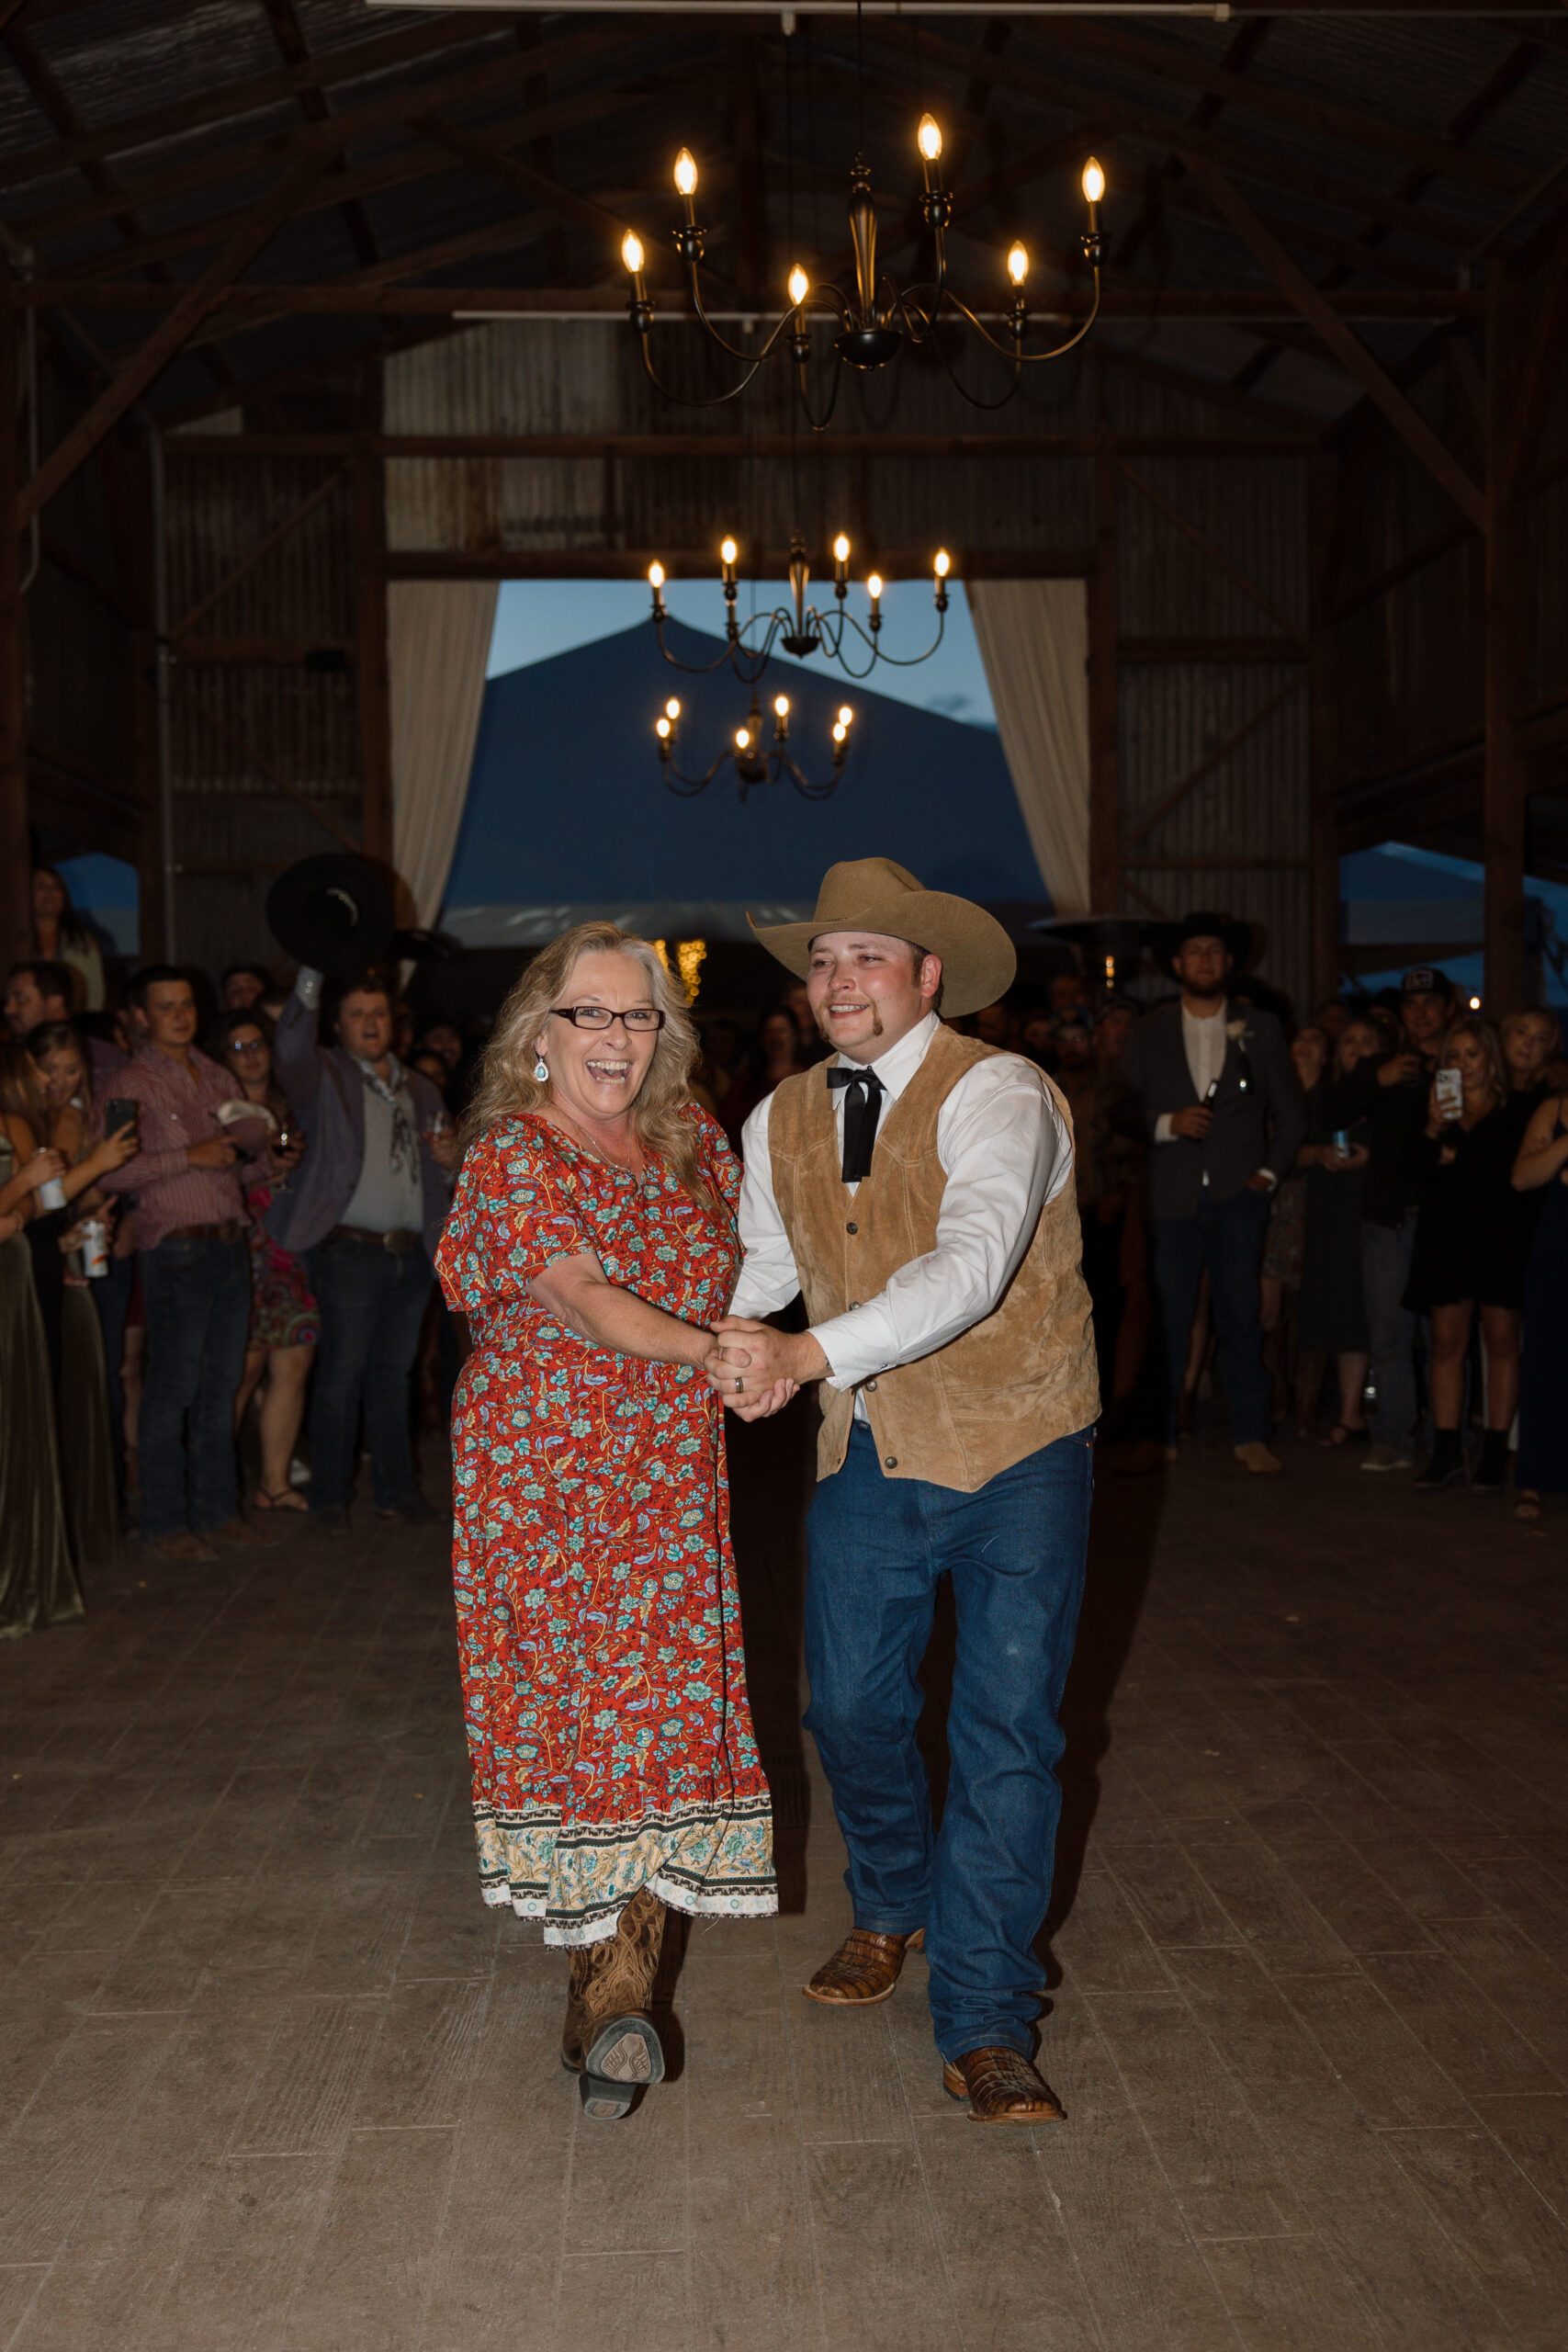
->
xmin=0 ymin=264 xmax=28 ymax=967
xmin=1087 ymin=425 xmax=1120 ymax=911
xmin=1306 ymin=452 xmax=1344 ymax=1006
xmin=1483 ymin=274 xmax=1526 ymax=1015
xmin=354 ymin=444 xmax=393 ymax=869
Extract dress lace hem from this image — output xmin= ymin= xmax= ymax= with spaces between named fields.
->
xmin=473 ymin=1793 xmax=777 ymax=1947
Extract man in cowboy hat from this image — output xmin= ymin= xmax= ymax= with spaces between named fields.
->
xmin=705 ymin=857 xmax=1100 ymax=2125
xmin=1119 ymin=910 xmax=1306 ymax=1473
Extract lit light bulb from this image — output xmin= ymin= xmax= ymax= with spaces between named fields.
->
xmin=1082 ymin=156 xmax=1105 ymax=206
xmin=838 ymin=705 xmax=853 ymax=727
xmin=918 ymin=114 xmax=942 ymax=164
xmin=788 ymin=264 xmax=809 ymax=308
xmin=621 ymin=229 xmax=645 ymax=276
xmin=934 ymin=548 xmax=951 ymax=578
xmin=774 ymin=694 xmax=790 ymax=717
xmin=656 ymin=717 xmax=671 ymax=739
xmin=1007 ymin=241 xmax=1029 ymax=287
xmin=833 ymin=533 xmax=851 ymax=564
xmin=720 ymin=536 xmax=739 ymax=567
xmin=1469 ymin=993 xmax=1483 ymax=1011
xmin=832 ymin=722 xmax=847 ymax=743
xmin=674 ymin=148 xmax=698 ymax=198
xmin=735 ymin=726 xmax=751 ymax=751
xmin=867 ymin=572 xmax=883 ymax=601
xmin=665 ymin=697 xmax=681 ymax=720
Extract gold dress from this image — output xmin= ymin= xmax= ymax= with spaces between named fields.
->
xmin=0 ymin=1129 xmax=83 ymax=1636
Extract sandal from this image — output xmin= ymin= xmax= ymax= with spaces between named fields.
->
xmin=254 ymin=1486 xmax=309 ymax=1513
xmin=1320 ymin=1423 xmax=1369 ymax=1448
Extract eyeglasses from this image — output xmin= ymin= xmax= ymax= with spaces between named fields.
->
xmin=550 ymin=1005 xmax=666 ymax=1033
xmin=230 ymin=1038 xmax=267 ymax=1055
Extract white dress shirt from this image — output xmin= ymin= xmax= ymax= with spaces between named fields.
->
xmin=1152 ymin=1000 xmax=1275 ymax=1186
xmin=730 ymin=1012 xmax=1073 ymax=1408
xmin=1153 ymin=1004 xmax=1228 ymax=1145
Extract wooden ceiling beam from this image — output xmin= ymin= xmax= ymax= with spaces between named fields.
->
xmin=1040 ymin=19 xmax=1532 ymax=197
xmin=157 ymin=321 xmax=462 ymax=432
xmin=861 ymin=21 xmax=1492 ymax=257
xmin=414 ymin=113 xmax=629 ymax=247
xmin=1114 ymin=17 xmax=1268 ymax=277
xmin=255 ymin=0 xmax=380 ymax=272
xmin=21 ymin=28 xmax=642 ymax=247
xmin=0 ymin=10 xmax=527 ymax=193
xmin=1162 ymin=183 xmax=1452 ymax=293
xmin=19 ymin=141 xmax=345 ymax=524
xmin=2 ymin=16 xmax=241 ymax=393
xmin=1181 ymin=151 xmax=1486 ymax=530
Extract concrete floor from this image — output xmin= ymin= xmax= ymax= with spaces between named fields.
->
xmin=2 ymin=1407 xmax=1567 ymax=2352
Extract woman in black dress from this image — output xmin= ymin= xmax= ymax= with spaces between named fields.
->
xmin=1402 ymin=1018 xmax=1517 ymax=1493
xmin=1512 ymin=1090 xmax=1568 ymax=1523
xmin=1297 ymin=1015 xmax=1380 ymax=1444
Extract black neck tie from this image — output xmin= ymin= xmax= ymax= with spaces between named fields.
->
xmin=828 ymin=1065 xmax=886 ymax=1183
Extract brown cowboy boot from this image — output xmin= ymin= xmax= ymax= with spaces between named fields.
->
xmin=561 ymin=1887 xmax=667 ymax=2120
xmin=802 ymin=1927 xmax=924 ymax=2007
xmin=942 ymin=2046 xmax=1066 ymax=2125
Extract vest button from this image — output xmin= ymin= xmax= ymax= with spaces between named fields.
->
xmin=865 ymin=1379 xmax=877 ymax=1392
xmin=884 ymin=1454 xmax=897 ymax=1469
xmin=845 ymin=1219 xmax=858 ymax=1234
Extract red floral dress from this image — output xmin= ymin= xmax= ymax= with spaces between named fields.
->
xmin=436 ymin=1105 xmax=776 ymax=1947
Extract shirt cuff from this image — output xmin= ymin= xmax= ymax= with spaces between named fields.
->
xmin=808 ymin=1307 xmax=896 ymax=1393
xmin=1256 ymin=1167 xmax=1279 ymax=1189
xmin=294 ymin=967 xmax=323 ymax=1010
xmin=1154 ymin=1113 xmax=1177 ymax=1144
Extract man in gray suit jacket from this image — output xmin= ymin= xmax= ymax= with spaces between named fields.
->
xmin=1120 ymin=913 xmax=1307 ymax=1473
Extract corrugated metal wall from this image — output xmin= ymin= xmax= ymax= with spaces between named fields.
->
xmin=1108 ymin=372 xmax=1313 ymax=1017
xmin=164 ymin=448 xmax=362 ymax=981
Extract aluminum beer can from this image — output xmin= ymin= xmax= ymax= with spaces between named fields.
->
xmin=80 ymin=1217 xmax=110 ymax=1278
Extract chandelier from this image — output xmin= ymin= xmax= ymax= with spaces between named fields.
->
xmin=654 ymin=690 xmax=854 ymax=802
xmin=647 ymin=532 xmax=949 ymax=684
xmin=621 ymin=126 xmax=1104 ymax=427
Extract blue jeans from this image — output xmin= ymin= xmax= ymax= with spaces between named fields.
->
xmin=804 ymin=1419 xmax=1094 ymax=2064
xmin=1149 ymin=1186 xmax=1272 ymax=1445
xmin=1362 ymin=1216 xmax=1418 ymax=1451
xmin=90 ymin=1251 xmax=134 ymax=1503
xmin=304 ymin=1237 xmax=434 ymax=1512
xmin=138 ymin=1233 xmax=251 ymax=1540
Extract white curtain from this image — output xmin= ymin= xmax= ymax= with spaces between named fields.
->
xmin=968 ymin=579 xmax=1091 ymax=916
xmin=388 ymin=580 xmax=499 ymax=929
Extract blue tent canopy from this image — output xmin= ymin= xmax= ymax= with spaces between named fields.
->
xmin=443 ymin=618 xmax=1043 ymax=943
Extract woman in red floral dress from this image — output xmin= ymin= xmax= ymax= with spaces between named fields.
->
xmin=437 ymin=923 xmax=784 ymax=2120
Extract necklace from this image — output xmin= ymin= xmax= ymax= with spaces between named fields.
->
xmin=541 ymin=1102 xmax=645 ymax=1176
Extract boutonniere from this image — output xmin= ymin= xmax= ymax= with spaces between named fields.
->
xmin=1224 ymin=1019 xmax=1252 ymax=1044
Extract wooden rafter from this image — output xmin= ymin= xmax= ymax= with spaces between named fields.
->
xmin=1179 ymin=153 xmax=1488 ymax=531
xmin=861 ymin=21 xmax=1499 ymax=260
xmin=19 ymin=141 xmax=346 ymax=525
xmin=1123 ymin=674 xmax=1307 ymax=852
xmin=1114 ymin=17 xmax=1268 ymax=277
xmin=20 ymin=21 xmax=638 ymax=250
xmin=171 ymin=467 xmax=347 ymax=638
xmin=415 ymin=115 xmax=630 ymax=247
xmin=1118 ymin=459 xmax=1300 ymax=639
xmin=256 ymin=0 xmax=379 ymax=271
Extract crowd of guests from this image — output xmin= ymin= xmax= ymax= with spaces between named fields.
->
xmin=0 ymin=866 xmax=467 ymax=1636
xmin=3 ymin=868 xmax=1565 ymax=1640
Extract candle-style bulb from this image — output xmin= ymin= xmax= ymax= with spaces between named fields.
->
xmin=933 ymin=548 xmax=951 ymax=579
xmin=832 ymin=721 xmax=847 ymax=743
xmin=665 ymin=697 xmax=681 ymax=719
xmin=648 ymin=560 xmax=665 ymax=589
xmin=838 ymin=705 xmax=853 ymax=727
xmin=918 ymin=114 xmax=942 ymax=164
xmin=774 ymin=694 xmax=790 ymax=717
xmin=1007 ymin=241 xmax=1029 ymax=288
xmin=674 ymin=148 xmax=698 ymax=198
xmin=734 ymin=725 xmax=750 ymax=751
xmin=788 ymin=263 xmax=809 ymax=308
xmin=833 ymin=533 xmax=851 ymax=564
xmin=867 ymin=572 xmax=883 ymax=601
xmin=1082 ymin=156 xmax=1105 ymax=206
xmin=656 ymin=717 xmax=671 ymax=739
xmin=621 ymin=230 xmax=645 ymax=276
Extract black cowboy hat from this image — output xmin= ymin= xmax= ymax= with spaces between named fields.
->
xmin=265 ymin=854 xmax=396 ymax=978
xmin=1150 ymin=908 xmax=1254 ymax=981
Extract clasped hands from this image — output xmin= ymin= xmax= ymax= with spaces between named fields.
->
xmin=700 ymin=1318 xmax=830 ymax=1421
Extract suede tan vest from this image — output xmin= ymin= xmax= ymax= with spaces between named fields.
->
xmin=769 ymin=1024 xmax=1100 ymax=1493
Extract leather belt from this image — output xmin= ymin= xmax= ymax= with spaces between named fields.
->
xmin=164 ymin=1220 xmax=245 ymax=1246
xmin=328 ymin=1224 xmax=421 ymax=1255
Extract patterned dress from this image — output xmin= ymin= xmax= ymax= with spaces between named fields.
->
xmin=437 ymin=1103 xmax=776 ymax=1947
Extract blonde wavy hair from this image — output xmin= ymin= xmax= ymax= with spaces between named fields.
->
xmin=460 ymin=922 xmax=719 ymax=1214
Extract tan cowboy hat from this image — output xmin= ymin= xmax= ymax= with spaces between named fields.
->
xmin=748 ymin=857 xmax=1016 ymax=1019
